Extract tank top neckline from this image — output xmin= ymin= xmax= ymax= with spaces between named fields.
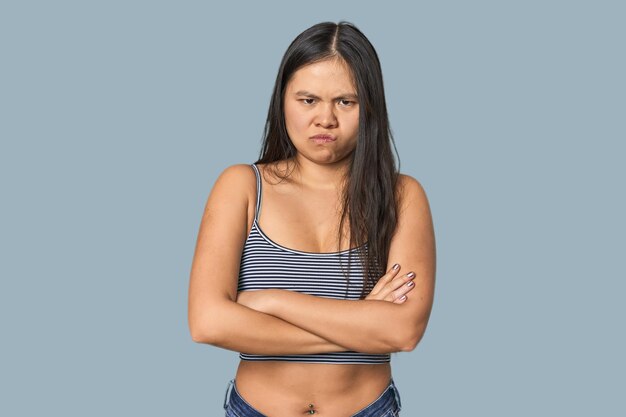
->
xmin=249 ymin=163 xmax=368 ymax=257
xmin=251 ymin=218 xmax=367 ymax=256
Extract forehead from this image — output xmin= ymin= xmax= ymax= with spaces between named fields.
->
xmin=286 ymin=58 xmax=356 ymax=92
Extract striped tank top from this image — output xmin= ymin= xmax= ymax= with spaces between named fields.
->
xmin=237 ymin=163 xmax=391 ymax=364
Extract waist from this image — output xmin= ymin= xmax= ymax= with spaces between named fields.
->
xmin=235 ymin=359 xmax=391 ymax=395
xmin=234 ymin=361 xmax=392 ymax=415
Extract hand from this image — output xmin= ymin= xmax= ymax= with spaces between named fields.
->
xmin=365 ymin=264 xmax=416 ymax=304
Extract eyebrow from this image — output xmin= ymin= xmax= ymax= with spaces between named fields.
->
xmin=294 ymin=90 xmax=359 ymax=100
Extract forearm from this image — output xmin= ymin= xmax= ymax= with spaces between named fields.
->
xmin=194 ymin=300 xmax=351 ymax=355
xmin=266 ymin=290 xmax=411 ymax=353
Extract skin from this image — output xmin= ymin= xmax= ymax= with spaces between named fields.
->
xmin=284 ymin=58 xmax=360 ymax=178
xmin=188 ymin=57 xmax=436 ymax=416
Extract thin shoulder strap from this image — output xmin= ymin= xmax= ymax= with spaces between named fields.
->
xmin=250 ymin=164 xmax=262 ymax=222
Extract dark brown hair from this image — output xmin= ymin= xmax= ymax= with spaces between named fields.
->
xmin=255 ymin=21 xmax=400 ymax=299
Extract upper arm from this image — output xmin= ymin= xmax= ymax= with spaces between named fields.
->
xmin=187 ymin=164 xmax=255 ymax=342
xmin=388 ymin=174 xmax=437 ymax=350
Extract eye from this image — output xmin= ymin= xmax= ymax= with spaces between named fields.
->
xmin=338 ymin=99 xmax=355 ymax=107
xmin=301 ymin=98 xmax=316 ymax=105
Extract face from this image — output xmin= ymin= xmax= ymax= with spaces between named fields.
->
xmin=283 ymin=58 xmax=359 ymax=165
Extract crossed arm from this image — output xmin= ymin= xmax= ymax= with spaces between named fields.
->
xmin=188 ymin=165 xmax=436 ymax=355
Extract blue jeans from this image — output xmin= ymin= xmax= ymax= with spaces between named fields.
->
xmin=223 ymin=377 xmax=402 ymax=417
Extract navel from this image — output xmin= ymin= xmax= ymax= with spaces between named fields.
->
xmin=305 ymin=403 xmax=317 ymax=414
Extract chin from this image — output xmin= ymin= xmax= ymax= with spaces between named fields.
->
xmin=309 ymin=151 xmax=354 ymax=166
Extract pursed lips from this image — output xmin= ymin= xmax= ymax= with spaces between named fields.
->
xmin=310 ymin=134 xmax=336 ymax=142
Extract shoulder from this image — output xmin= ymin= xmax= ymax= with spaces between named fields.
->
xmin=206 ymin=164 xmax=258 ymax=210
xmin=212 ymin=164 xmax=257 ymax=194
xmin=396 ymin=173 xmax=431 ymax=212
xmin=214 ymin=163 xmax=256 ymax=185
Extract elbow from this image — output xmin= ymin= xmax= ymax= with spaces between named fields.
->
xmin=190 ymin=325 xmax=210 ymax=344
xmin=189 ymin=319 xmax=210 ymax=344
xmin=189 ymin=299 xmax=233 ymax=344
xmin=188 ymin=313 xmax=222 ymax=345
xmin=399 ymin=334 xmax=421 ymax=352
xmin=396 ymin=323 xmax=427 ymax=352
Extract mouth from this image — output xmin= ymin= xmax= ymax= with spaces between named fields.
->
xmin=310 ymin=134 xmax=336 ymax=143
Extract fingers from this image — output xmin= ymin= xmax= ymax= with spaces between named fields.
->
xmin=385 ymin=272 xmax=415 ymax=304
xmin=391 ymin=271 xmax=416 ymax=304
xmin=366 ymin=264 xmax=402 ymax=299
xmin=381 ymin=263 xmax=401 ymax=283
xmin=367 ymin=263 xmax=417 ymax=304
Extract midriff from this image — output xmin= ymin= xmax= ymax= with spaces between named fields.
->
xmin=234 ymin=360 xmax=392 ymax=417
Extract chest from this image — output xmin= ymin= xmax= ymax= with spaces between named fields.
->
xmin=258 ymin=185 xmax=349 ymax=253
xmin=238 ymin=228 xmax=366 ymax=299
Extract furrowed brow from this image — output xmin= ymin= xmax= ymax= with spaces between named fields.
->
xmin=294 ymin=90 xmax=358 ymax=100
xmin=294 ymin=90 xmax=321 ymax=99
xmin=335 ymin=93 xmax=359 ymax=100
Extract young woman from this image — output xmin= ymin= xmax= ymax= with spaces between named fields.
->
xmin=188 ymin=21 xmax=436 ymax=417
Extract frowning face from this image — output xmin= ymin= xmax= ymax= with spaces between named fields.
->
xmin=283 ymin=58 xmax=359 ymax=166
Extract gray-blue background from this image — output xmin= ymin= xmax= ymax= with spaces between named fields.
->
xmin=1 ymin=1 xmax=624 ymax=415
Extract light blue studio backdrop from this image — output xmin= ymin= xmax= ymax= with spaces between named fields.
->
xmin=1 ymin=1 xmax=624 ymax=416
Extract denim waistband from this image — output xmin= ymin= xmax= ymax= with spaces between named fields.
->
xmin=223 ymin=379 xmax=264 ymax=416
xmin=223 ymin=377 xmax=401 ymax=416
xmin=351 ymin=378 xmax=402 ymax=417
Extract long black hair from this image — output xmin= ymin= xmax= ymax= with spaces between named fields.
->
xmin=255 ymin=21 xmax=400 ymax=299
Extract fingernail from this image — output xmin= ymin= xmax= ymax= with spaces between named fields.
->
xmin=407 ymin=272 xmax=415 ymax=278
xmin=407 ymin=281 xmax=414 ymax=287
xmin=399 ymin=295 xmax=407 ymax=301
xmin=392 ymin=263 xmax=400 ymax=270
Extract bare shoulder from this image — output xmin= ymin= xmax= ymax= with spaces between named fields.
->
xmin=206 ymin=164 xmax=256 ymax=206
xmin=204 ymin=163 xmax=259 ymax=236
xmin=396 ymin=173 xmax=431 ymax=214
xmin=212 ymin=163 xmax=257 ymax=192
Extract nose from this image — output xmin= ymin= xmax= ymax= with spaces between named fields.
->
xmin=315 ymin=103 xmax=338 ymax=128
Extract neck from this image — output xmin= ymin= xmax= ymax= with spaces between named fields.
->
xmin=292 ymin=154 xmax=351 ymax=190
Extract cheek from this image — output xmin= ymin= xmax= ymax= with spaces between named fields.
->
xmin=284 ymin=106 xmax=309 ymax=133
xmin=344 ymin=113 xmax=360 ymax=136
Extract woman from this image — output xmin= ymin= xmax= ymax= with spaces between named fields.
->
xmin=188 ymin=21 xmax=436 ymax=417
